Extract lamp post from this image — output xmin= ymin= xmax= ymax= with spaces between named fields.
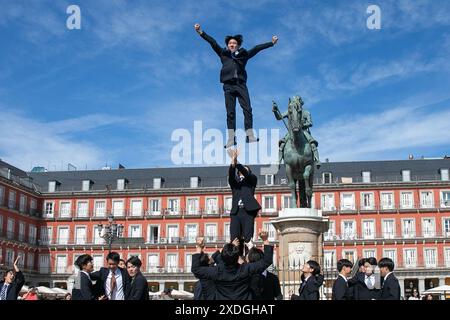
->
xmin=97 ymin=215 xmax=124 ymax=253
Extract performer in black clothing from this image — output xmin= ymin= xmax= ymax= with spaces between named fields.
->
xmin=350 ymin=257 xmax=381 ymax=300
xmin=72 ymin=254 xmax=96 ymax=300
xmin=125 ymin=256 xmax=149 ymax=300
xmin=378 ymin=258 xmax=401 ymax=300
xmin=295 ymin=260 xmax=324 ymax=300
xmin=248 ymin=248 xmax=282 ymax=300
xmin=194 ymin=23 xmax=278 ymax=148
xmin=0 ymin=255 xmax=25 ymax=301
xmin=193 ymin=252 xmax=216 ymax=300
xmin=227 ymin=148 xmax=261 ymax=255
xmin=332 ymin=259 xmax=353 ymax=300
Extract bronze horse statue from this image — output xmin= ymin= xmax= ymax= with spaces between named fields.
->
xmin=273 ymin=96 xmax=315 ymax=208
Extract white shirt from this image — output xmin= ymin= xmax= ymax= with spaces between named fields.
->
xmin=365 ymin=274 xmax=375 ymax=288
xmin=262 ymin=270 xmax=268 ymax=278
xmin=105 ymin=268 xmax=124 ymax=300
xmin=0 ymin=283 xmax=10 ymax=300
xmin=384 ymin=272 xmax=393 ymax=282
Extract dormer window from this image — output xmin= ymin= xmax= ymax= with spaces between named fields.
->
xmin=82 ymin=180 xmax=93 ymax=191
xmin=48 ymin=180 xmax=60 ymax=192
xmin=323 ymin=172 xmax=332 ymax=184
xmin=153 ymin=178 xmax=163 ymax=189
xmin=362 ymin=171 xmax=371 ymax=183
xmin=190 ymin=177 xmax=200 ymax=188
xmin=265 ymin=174 xmax=274 ymax=186
xmin=440 ymin=168 xmax=449 ymax=181
xmin=117 ymin=179 xmax=128 ymax=190
xmin=402 ymin=170 xmax=411 ymax=182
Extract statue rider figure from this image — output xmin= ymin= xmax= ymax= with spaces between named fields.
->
xmin=274 ymin=96 xmax=321 ymax=169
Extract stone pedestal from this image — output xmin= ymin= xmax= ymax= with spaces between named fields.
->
xmin=270 ymin=208 xmax=329 ymax=298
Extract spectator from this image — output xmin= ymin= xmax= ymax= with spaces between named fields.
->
xmin=332 ymin=259 xmax=353 ymax=300
xmin=0 ymin=255 xmax=25 ymax=301
xmin=22 ymin=286 xmax=39 ymax=300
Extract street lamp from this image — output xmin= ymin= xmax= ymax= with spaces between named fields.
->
xmin=97 ymin=215 xmax=124 ymax=253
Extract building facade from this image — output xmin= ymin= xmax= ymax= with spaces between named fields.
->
xmin=1 ymin=158 xmax=450 ymax=298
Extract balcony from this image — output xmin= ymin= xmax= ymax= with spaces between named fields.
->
xmin=323 ymin=231 xmax=450 ymax=243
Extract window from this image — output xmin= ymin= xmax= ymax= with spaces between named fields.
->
xmin=130 ymin=200 xmax=143 ymax=216
xmin=380 ymin=192 xmax=394 ymax=209
xmin=77 ymin=201 xmax=89 ymax=217
xmin=443 ymin=219 xmax=450 ymax=237
xmin=324 ymin=220 xmax=336 ymax=240
xmin=323 ymin=172 xmax=332 ymax=184
xmin=59 ymin=202 xmax=71 ymax=217
xmin=30 ymin=198 xmax=37 ymax=215
xmin=117 ymin=179 xmax=126 ymax=190
xmin=0 ymin=186 xmax=4 ymax=206
xmin=265 ymin=174 xmax=274 ymax=186
xmin=363 ymin=249 xmax=376 ymax=258
xmin=58 ymin=227 xmax=69 ymax=245
xmin=206 ymin=197 xmax=218 ymax=214
xmin=185 ymin=253 xmax=193 ymax=271
xmin=341 ymin=193 xmax=355 ymax=211
xmin=28 ymin=225 xmax=37 ymax=244
xmin=93 ymin=255 xmax=103 ymax=271
xmin=190 ymin=177 xmax=199 ymax=188
xmin=343 ymin=250 xmax=356 ymax=263
xmin=424 ymin=248 xmax=437 ymax=267
xmin=185 ymin=224 xmax=198 ymax=243
xmin=422 ymin=218 xmax=435 ymax=238
xmin=445 ymin=248 xmax=450 ymax=267
xmin=342 ymin=221 xmax=356 ymax=240
xmin=282 ymin=195 xmax=292 ymax=209
xmin=441 ymin=191 xmax=450 ymax=208
xmin=27 ymin=253 xmax=34 ymax=270
xmin=19 ymin=195 xmax=26 ymax=213
xmin=148 ymin=225 xmax=159 ymax=244
xmin=362 ymin=171 xmax=371 ymax=183
xmin=263 ymin=222 xmax=277 ymax=241
xmin=44 ymin=201 xmax=54 ymax=217
xmin=362 ymin=220 xmax=375 ymax=239
xmin=56 ymin=255 xmax=67 ymax=274
xmin=39 ymin=254 xmax=50 ymax=273
xmin=420 ymin=191 xmax=434 ymax=208
xmin=383 ymin=249 xmax=397 ymax=264
xmin=440 ymin=169 xmax=449 ymax=181
xmin=361 ymin=193 xmax=374 ymax=210
xmin=8 ymin=190 xmax=16 ymax=209
xmin=7 ymin=218 xmax=14 ymax=239
xmin=148 ymin=254 xmax=159 ymax=272
xmin=321 ymin=194 xmax=335 ymax=211
xmin=40 ymin=226 xmax=52 ymax=245
xmin=112 ymin=200 xmax=124 ymax=216
xmin=82 ymin=180 xmax=92 ymax=191
xmin=404 ymin=248 xmax=417 ymax=267
xmin=402 ymin=170 xmax=411 ymax=182
xmin=224 ymin=222 xmax=230 ymax=241
xmin=5 ymin=249 xmax=14 ymax=265
xmin=168 ymin=199 xmax=179 ymax=214
xmin=129 ymin=225 xmax=142 ymax=238
xmin=400 ymin=192 xmax=414 ymax=209
xmin=382 ymin=220 xmax=395 ymax=239
xmin=93 ymin=226 xmax=103 ymax=244
xmin=205 ymin=224 xmax=217 ymax=242
xmin=323 ymin=251 xmax=336 ymax=270
xmin=166 ymin=254 xmax=178 ymax=272
xmin=48 ymin=181 xmax=57 ymax=193
xmin=149 ymin=199 xmax=161 ymax=215
xmin=75 ymin=227 xmax=87 ymax=244
xmin=402 ymin=219 xmax=415 ymax=238
xmin=18 ymin=222 xmax=25 ymax=242
xmin=153 ymin=178 xmax=162 ymax=189
xmin=94 ymin=201 xmax=106 ymax=217
xmin=263 ymin=195 xmax=276 ymax=212
xmin=224 ymin=197 xmax=232 ymax=214
xmin=167 ymin=225 xmax=179 ymax=243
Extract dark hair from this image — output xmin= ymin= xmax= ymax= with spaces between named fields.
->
xmin=221 ymin=243 xmax=240 ymax=266
xmin=306 ymin=260 xmax=321 ymax=276
xmin=225 ymin=34 xmax=243 ymax=46
xmin=126 ymin=256 xmax=142 ymax=268
xmin=75 ymin=254 xmax=93 ymax=269
xmin=247 ymin=247 xmax=264 ymax=263
xmin=119 ymin=259 xmax=126 ymax=264
xmin=365 ymin=257 xmax=377 ymax=266
xmin=106 ymin=252 xmax=120 ymax=263
xmin=199 ymin=252 xmax=210 ymax=267
xmin=358 ymin=258 xmax=367 ymax=267
xmin=378 ymin=257 xmax=395 ymax=271
xmin=337 ymin=259 xmax=353 ymax=272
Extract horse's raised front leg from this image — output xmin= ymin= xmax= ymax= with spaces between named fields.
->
xmin=303 ymin=164 xmax=313 ymax=208
xmin=286 ymin=165 xmax=297 ymax=208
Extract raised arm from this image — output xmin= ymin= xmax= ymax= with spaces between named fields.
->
xmin=273 ymin=101 xmax=285 ymax=120
xmin=195 ymin=23 xmax=222 ymax=57
xmin=191 ymin=237 xmax=217 ymax=280
xmin=247 ymin=36 xmax=278 ymax=59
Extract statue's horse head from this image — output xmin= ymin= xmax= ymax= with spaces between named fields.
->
xmin=288 ymin=96 xmax=304 ymax=133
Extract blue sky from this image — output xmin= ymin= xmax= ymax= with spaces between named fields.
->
xmin=0 ymin=0 xmax=449 ymax=171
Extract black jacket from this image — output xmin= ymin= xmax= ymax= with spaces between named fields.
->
xmin=125 ymin=272 xmax=149 ymax=300
xmin=200 ymin=31 xmax=273 ymax=83
xmin=90 ymin=267 xmax=130 ymax=299
xmin=250 ymin=271 xmax=282 ymax=300
xmin=348 ymin=272 xmax=381 ymax=300
xmin=192 ymin=245 xmax=273 ymax=300
xmin=0 ymin=271 xmax=25 ymax=300
xmin=72 ymin=272 xmax=95 ymax=300
xmin=380 ymin=273 xmax=400 ymax=300
xmin=296 ymin=274 xmax=323 ymax=300
xmin=229 ymin=164 xmax=261 ymax=214
xmin=332 ymin=275 xmax=349 ymax=300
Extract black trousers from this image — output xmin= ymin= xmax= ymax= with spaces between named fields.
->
xmin=230 ymin=207 xmax=256 ymax=244
xmin=223 ymin=82 xmax=253 ymax=131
